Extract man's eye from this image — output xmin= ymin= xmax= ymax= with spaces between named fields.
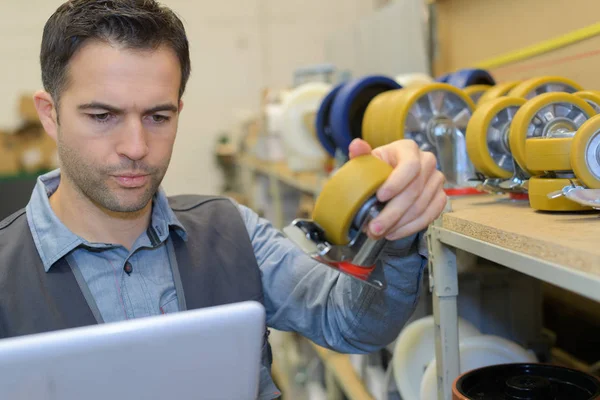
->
xmin=89 ymin=113 xmax=112 ymax=123
xmin=151 ymin=115 xmax=170 ymax=124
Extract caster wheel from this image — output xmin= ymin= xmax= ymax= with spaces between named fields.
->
xmin=453 ymin=363 xmax=600 ymax=400
xmin=281 ymin=82 xmax=332 ymax=170
xmin=526 ymin=137 xmax=573 ymax=172
xmin=528 ymin=176 xmax=592 ymax=211
xmin=363 ymin=90 xmax=402 ymax=149
xmin=509 ymin=92 xmax=595 ymax=175
xmin=463 ymin=84 xmax=493 ymax=105
xmin=571 ymin=114 xmax=600 ymax=189
xmin=476 ymin=81 xmax=521 ymax=106
xmin=316 ymin=83 xmax=345 ymax=156
xmin=312 ymin=154 xmax=392 ymax=245
xmin=574 ymin=90 xmax=600 ymax=113
xmin=466 ymin=96 xmax=526 ymax=179
xmin=447 ymin=68 xmax=495 ymax=88
xmin=508 ymin=76 xmax=583 ymax=99
xmin=395 ymin=73 xmax=433 ymax=88
xmin=365 ymin=83 xmax=475 ymax=154
xmin=330 ymin=76 xmax=401 ymax=156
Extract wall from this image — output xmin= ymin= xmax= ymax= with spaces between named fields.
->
xmin=324 ymin=0 xmax=429 ymax=78
xmin=0 ymin=0 xmax=373 ymax=195
xmin=434 ymin=0 xmax=600 ymax=89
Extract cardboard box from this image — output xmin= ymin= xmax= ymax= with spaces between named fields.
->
xmin=0 ymin=131 xmax=19 ymax=177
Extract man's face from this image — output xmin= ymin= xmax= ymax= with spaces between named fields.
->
xmin=55 ymin=40 xmax=182 ymax=213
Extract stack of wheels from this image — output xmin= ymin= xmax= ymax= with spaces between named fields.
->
xmin=362 ymin=81 xmax=483 ymax=196
xmin=452 ymin=363 xmax=600 ymax=400
xmin=312 ymin=154 xmax=392 ymax=279
xmin=466 ymin=96 xmax=530 ymax=201
xmin=510 ymin=92 xmax=600 ymax=211
xmin=465 ymin=76 xmax=586 ymax=201
xmin=280 ymin=82 xmax=332 ymax=172
xmin=314 ymin=75 xmax=401 ymax=159
xmin=390 ymin=315 xmax=538 ymax=400
xmin=391 ymin=316 xmax=482 ymax=400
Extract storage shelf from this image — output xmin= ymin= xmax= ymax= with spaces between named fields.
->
xmin=237 ymin=155 xmax=325 ymax=196
xmin=429 ymin=194 xmax=600 ymax=399
xmin=439 ymin=194 xmax=600 ymax=301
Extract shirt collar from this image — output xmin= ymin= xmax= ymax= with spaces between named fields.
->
xmin=26 ymin=169 xmax=187 ymax=272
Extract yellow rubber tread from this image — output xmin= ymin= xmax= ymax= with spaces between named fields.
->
xmin=386 ymin=83 xmax=476 ymax=145
xmin=525 ymin=137 xmax=573 ymax=172
xmin=571 ymin=114 xmax=600 ymax=189
xmin=509 ymin=92 xmax=595 ymax=175
xmin=574 ymin=90 xmax=600 ymax=113
xmin=463 ymin=85 xmax=492 ymax=104
xmin=363 ymin=91 xmax=389 ymax=149
xmin=528 ymin=176 xmax=592 ymax=211
xmin=466 ymin=96 xmax=526 ymax=179
xmin=477 ymin=81 xmax=521 ymax=106
xmin=363 ymin=90 xmax=400 ymax=149
xmin=383 ymin=90 xmax=409 ymax=146
xmin=508 ymin=76 xmax=583 ymax=99
xmin=313 ymin=155 xmax=393 ymax=245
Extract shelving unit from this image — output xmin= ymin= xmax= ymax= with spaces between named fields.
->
xmin=427 ymin=194 xmax=600 ymax=399
xmin=236 ymin=154 xmax=326 ymax=228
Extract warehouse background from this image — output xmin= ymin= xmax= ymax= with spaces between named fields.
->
xmin=0 ymin=0 xmax=388 ymax=196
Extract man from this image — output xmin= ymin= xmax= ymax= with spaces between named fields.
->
xmin=0 ymin=1 xmax=447 ymax=399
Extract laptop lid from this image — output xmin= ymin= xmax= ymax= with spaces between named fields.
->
xmin=0 ymin=300 xmax=265 ymax=400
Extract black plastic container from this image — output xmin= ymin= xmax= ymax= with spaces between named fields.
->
xmin=453 ymin=363 xmax=600 ymax=400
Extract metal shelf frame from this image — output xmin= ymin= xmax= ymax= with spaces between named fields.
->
xmin=427 ymin=209 xmax=600 ymax=400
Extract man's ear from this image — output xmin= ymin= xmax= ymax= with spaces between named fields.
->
xmin=178 ymin=99 xmax=184 ymax=114
xmin=33 ymin=91 xmax=59 ymax=141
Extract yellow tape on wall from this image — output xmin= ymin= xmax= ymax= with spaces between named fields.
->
xmin=475 ymin=22 xmax=600 ymax=70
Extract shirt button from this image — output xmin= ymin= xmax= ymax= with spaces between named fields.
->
xmin=124 ymin=262 xmax=133 ymax=275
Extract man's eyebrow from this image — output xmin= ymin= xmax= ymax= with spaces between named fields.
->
xmin=78 ymin=102 xmax=124 ymax=114
xmin=144 ymin=103 xmax=179 ymax=114
xmin=77 ymin=102 xmax=178 ymax=114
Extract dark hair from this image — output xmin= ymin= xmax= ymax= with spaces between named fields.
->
xmin=40 ymin=0 xmax=191 ymax=105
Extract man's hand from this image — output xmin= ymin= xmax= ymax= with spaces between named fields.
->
xmin=348 ymin=138 xmax=447 ymax=241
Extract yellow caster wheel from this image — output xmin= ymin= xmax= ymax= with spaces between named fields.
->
xmin=464 ymin=84 xmax=492 ymax=105
xmin=509 ymin=92 xmax=595 ymax=175
xmin=364 ymin=91 xmax=395 ymax=149
xmin=528 ymin=176 xmax=592 ymax=211
xmin=381 ymin=83 xmax=476 ymax=153
xmin=363 ymin=90 xmax=405 ymax=149
xmin=525 ymin=137 xmax=573 ymax=172
xmin=476 ymin=81 xmax=521 ymax=106
xmin=313 ymin=154 xmax=393 ymax=245
xmin=574 ymin=90 xmax=600 ymax=113
xmin=571 ymin=114 xmax=600 ymax=189
xmin=466 ymin=96 xmax=526 ymax=179
xmin=508 ymin=76 xmax=583 ymax=100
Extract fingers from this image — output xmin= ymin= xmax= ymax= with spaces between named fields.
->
xmin=368 ymin=151 xmax=438 ymax=237
xmin=384 ymin=188 xmax=448 ymax=241
xmin=385 ymin=171 xmax=446 ymax=240
xmin=348 ymin=139 xmax=372 ymax=159
xmin=373 ymin=140 xmax=422 ymax=202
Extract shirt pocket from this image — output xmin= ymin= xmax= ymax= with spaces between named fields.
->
xmin=158 ymin=289 xmax=179 ymax=314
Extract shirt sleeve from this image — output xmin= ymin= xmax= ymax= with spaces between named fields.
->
xmin=234 ymin=200 xmax=428 ymax=354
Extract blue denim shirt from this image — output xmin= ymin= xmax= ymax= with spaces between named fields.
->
xmin=26 ymin=169 xmax=428 ymax=398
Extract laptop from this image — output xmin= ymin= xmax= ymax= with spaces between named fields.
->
xmin=0 ymin=300 xmax=266 ymax=400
